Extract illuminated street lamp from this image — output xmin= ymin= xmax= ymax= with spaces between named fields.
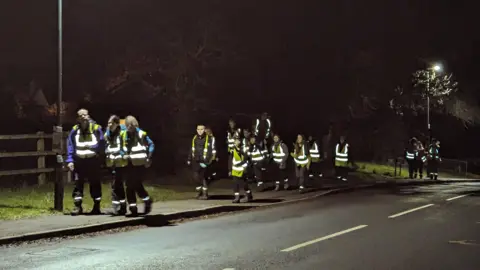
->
xmin=426 ymin=63 xmax=442 ymax=144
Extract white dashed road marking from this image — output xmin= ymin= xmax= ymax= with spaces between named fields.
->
xmin=388 ymin=204 xmax=434 ymax=219
xmin=446 ymin=194 xmax=469 ymax=201
xmin=281 ymin=225 xmax=368 ymax=252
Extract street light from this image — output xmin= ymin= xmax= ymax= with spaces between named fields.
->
xmin=426 ymin=63 xmax=442 ymax=145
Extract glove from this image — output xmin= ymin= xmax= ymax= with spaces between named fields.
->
xmin=200 ymin=163 xmax=207 ymax=168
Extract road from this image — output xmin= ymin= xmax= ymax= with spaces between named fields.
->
xmin=1 ymin=182 xmax=479 ymax=270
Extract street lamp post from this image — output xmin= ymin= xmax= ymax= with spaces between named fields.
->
xmin=426 ymin=64 xmax=442 ymax=145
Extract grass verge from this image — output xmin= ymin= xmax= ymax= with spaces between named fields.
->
xmin=0 ymin=182 xmax=229 ymax=221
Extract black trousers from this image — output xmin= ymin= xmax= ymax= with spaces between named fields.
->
xmin=309 ymin=161 xmax=322 ymax=178
xmin=233 ymin=176 xmax=250 ymax=194
xmin=335 ymin=166 xmax=348 ymax=179
xmin=110 ymin=168 xmax=126 ymax=203
xmin=206 ymin=160 xmax=218 ymax=181
xmin=192 ymin=161 xmax=209 ymax=189
xmin=295 ymin=165 xmax=306 ymax=187
xmin=118 ymin=165 xmax=149 ymax=205
xmin=271 ymin=164 xmax=288 ymax=185
xmin=414 ymin=161 xmax=424 ymax=178
xmin=428 ymin=159 xmax=439 ymax=175
xmin=72 ymin=158 xmax=102 ymax=203
xmin=227 ymin=153 xmax=233 ymax=175
xmin=407 ymin=159 xmax=415 ymax=178
xmin=253 ymin=162 xmax=264 ymax=183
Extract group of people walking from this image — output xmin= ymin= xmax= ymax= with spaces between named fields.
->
xmin=404 ymin=137 xmax=442 ymax=180
xmin=66 ymin=108 xmax=154 ymax=216
xmin=189 ymin=113 xmax=352 ymax=203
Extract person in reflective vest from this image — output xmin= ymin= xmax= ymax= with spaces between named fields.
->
xmin=242 ymin=129 xmax=252 ymax=153
xmin=187 ymin=124 xmax=215 ymax=199
xmin=66 ymin=108 xmax=104 ymax=216
xmin=414 ymin=141 xmax=427 ymax=179
xmin=205 ymin=127 xmax=218 ymax=182
xmin=120 ymin=115 xmax=154 ymax=216
xmin=253 ymin=112 xmax=272 ymax=150
xmin=334 ymin=135 xmax=349 ymax=181
xmin=405 ymin=137 xmax=417 ymax=179
xmin=291 ymin=134 xmax=310 ymax=193
xmin=307 ymin=135 xmax=322 ymax=180
xmin=105 ymin=115 xmax=128 ymax=215
xmin=271 ymin=134 xmax=289 ymax=191
xmin=227 ymin=119 xmax=237 ymax=176
xmin=427 ymin=139 xmax=442 ymax=180
xmin=247 ymin=136 xmax=267 ymax=191
xmin=231 ymin=137 xmax=253 ymax=203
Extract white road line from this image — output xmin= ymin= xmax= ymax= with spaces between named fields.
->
xmin=222 ymin=268 xmax=235 ymax=270
xmin=388 ymin=204 xmax=434 ymax=219
xmin=446 ymin=194 xmax=469 ymax=201
xmin=280 ymin=225 xmax=368 ymax=252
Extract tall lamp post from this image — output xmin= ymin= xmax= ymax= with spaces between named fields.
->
xmin=426 ymin=63 xmax=442 ymax=145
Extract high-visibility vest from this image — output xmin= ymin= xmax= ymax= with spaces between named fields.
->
xmin=122 ymin=130 xmax=148 ymax=166
xmin=416 ymin=150 xmax=427 ymax=163
xmin=242 ymin=138 xmax=249 ymax=153
xmin=227 ymin=131 xmax=235 ymax=153
xmin=232 ymin=148 xmax=248 ymax=177
xmin=271 ymin=143 xmax=286 ymax=164
xmin=192 ymin=134 xmax=209 ymax=161
xmin=293 ymin=144 xmax=309 ymax=167
xmin=255 ymin=118 xmax=271 ymax=137
xmin=105 ymin=130 xmax=127 ymax=168
xmin=405 ymin=150 xmax=415 ymax=160
xmin=248 ymin=145 xmax=264 ymax=162
xmin=309 ymin=141 xmax=321 ymax=162
xmin=335 ymin=143 xmax=349 ymax=167
xmin=73 ymin=123 xmax=100 ymax=159
xmin=428 ymin=146 xmax=440 ymax=160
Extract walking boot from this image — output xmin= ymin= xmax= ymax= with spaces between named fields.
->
xmin=434 ymin=174 xmax=438 ymax=180
xmin=112 ymin=202 xmax=121 ymax=216
xmin=143 ymin=198 xmax=152 ymax=215
xmin=196 ymin=186 xmax=203 ymax=199
xmin=256 ymin=181 xmax=265 ymax=192
xmin=241 ymin=191 xmax=253 ymax=203
xmin=90 ymin=201 xmax=101 ymax=215
xmin=232 ymin=193 xmax=241 ymax=203
xmin=200 ymin=188 xmax=209 ymax=200
xmin=71 ymin=200 xmax=83 ymax=216
xmin=119 ymin=202 xmax=127 ymax=215
xmin=274 ymin=181 xmax=281 ymax=191
xmin=283 ymin=180 xmax=290 ymax=190
xmin=129 ymin=205 xmax=138 ymax=217
xmin=299 ymin=186 xmax=305 ymax=194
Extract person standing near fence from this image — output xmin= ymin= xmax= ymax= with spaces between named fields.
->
xmin=66 ymin=108 xmax=104 ymax=216
xmin=405 ymin=137 xmax=417 ymax=179
xmin=291 ymin=134 xmax=310 ymax=193
xmin=334 ymin=135 xmax=349 ymax=181
xmin=414 ymin=140 xmax=427 ymax=179
xmin=105 ymin=115 xmax=128 ymax=216
xmin=120 ymin=116 xmax=154 ymax=216
xmin=428 ymin=139 xmax=442 ymax=180
xmin=271 ymin=134 xmax=289 ymax=191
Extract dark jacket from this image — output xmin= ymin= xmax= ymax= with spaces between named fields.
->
xmin=188 ymin=134 xmax=214 ymax=164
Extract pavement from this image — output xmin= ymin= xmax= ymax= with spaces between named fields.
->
xmin=0 ymin=181 xmax=478 ymax=269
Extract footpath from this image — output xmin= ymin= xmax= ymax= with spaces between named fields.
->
xmin=1 ymin=175 xmax=478 ymax=245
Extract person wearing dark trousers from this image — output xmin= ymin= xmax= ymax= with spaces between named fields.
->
xmin=205 ymin=127 xmax=218 ymax=182
xmin=188 ymin=124 xmax=215 ymax=200
xmin=334 ymin=135 xmax=349 ymax=181
xmin=271 ymin=134 xmax=289 ymax=191
xmin=104 ymin=115 xmax=128 ymax=216
xmin=428 ymin=139 xmax=442 ymax=180
xmin=120 ymin=115 xmax=154 ymax=216
xmin=405 ymin=137 xmax=417 ymax=179
xmin=247 ymin=136 xmax=267 ymax=191
xmin=66 ymin=108 xmax=104 ymax=216
xmin=307 ymin=135 xmax=322 ymax=180
xmin=414 ymin=141 xmax=427 ymax=179
xmin=291 ymin=134 xmax=310 ymax=193
xmin=231 ymin=137 xmax=252 ymax=203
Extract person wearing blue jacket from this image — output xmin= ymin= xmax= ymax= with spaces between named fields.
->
xmin=119 ymin=115 xmax=154 ymax=216
xmin=66 ymin=108 xmax=105 ymax=215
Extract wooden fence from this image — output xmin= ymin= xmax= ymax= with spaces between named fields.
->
xmin=0 ymin=132 xmax=70 ymax=185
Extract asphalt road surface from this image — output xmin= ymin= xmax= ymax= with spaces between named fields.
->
xmin=1 ymin=182 xmax=479 ymax=270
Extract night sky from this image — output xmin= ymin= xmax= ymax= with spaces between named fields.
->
xmin=0 ymin=0 xmax=479 ymax=166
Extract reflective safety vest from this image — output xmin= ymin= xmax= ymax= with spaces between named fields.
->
xmin=428 ymin=147 xmax=440 ymax=160
xmin=105 ymin=130 xmax=127 ymax=168
xmin=242 ymin=138 xmax=249 ymax=153
xmin=309 ymin=141 xmax=321 ymax=162
xmin=227 ymin=131 xmax=235 ymax=153
xmin=211 ymin=136 xmax=217 ymax=159
xmin=192 ymin=134 xmax=209 ymax=160
xmin=405 ymin=150 xmax=415 ymax=160
xmin=335 ymin=143 xmax=349 ymax=167
xmin=293 ymin=144 xmax=309 ymax=167
xmin=417 ymin=150 xmax=427 ymax=163
xmin=248 ymin=145 xmax=264 ymax=162
xmin=122 ymin=130 xmax=148 ymax=166
xmin=271 ymin=143 xmax=286 ymax=164
xmin=73 ymin=123 xmax=100 ymax=159
xmin=255 ymin=118 xmax=271 ymax=137
xmin=232 ymin=148 xmax=248 ymax=177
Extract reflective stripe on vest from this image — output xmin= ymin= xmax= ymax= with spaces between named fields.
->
xmin=105 ymin=132 xmax=126 ymax=167
xmin=310 ymin=142 xmax=320 ymax=159
xmin=335 ymin=143 xmax=348 ymax=163
xmin=192 ymin=135 xmax=209 ymax=160
xmin=74 ymin=123 xmax=98 ymax=159
xmin=406 ymin=151 xmax=415 ymax=160
xmin=211 ymin=136 xmax=217 ymax=155
xmin=123 ymin=130 xmax=148 ymax=166
xmin=271 ymin=144 xmax=286 ymax=163
xmin=227 ymin=131 xmax=235 ymax=149
xmin=249 ymin=147 xmax=264 ymax=162
xmin=294 ymin=144 xmax=309 ymax=165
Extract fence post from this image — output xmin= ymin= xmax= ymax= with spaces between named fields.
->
xmin=36 ymin=132 xmax=46 ymax=185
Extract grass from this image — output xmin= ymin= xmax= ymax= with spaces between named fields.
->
xmin=354 ymin=162 xmax=480 ymax=180
xmin=0 ymin=182 xmax=227 ymax=221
